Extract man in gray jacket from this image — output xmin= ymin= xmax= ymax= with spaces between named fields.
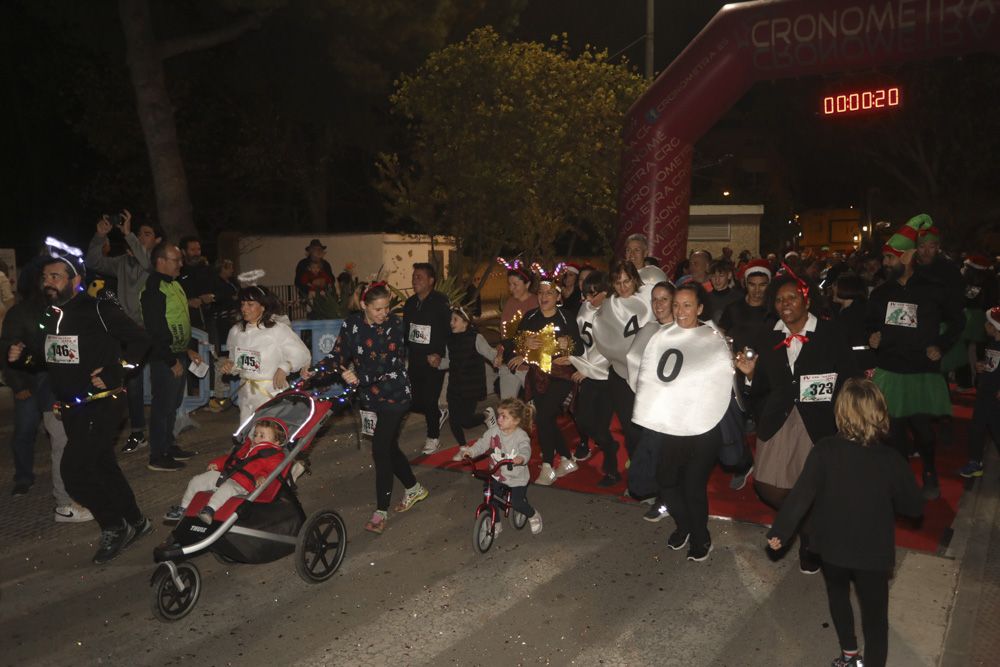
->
xmin=85 ymin=210 xmax=162 ymax=453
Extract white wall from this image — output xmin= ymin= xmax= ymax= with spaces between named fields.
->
xmin=238 ymin=233 xmax=454 ymax=289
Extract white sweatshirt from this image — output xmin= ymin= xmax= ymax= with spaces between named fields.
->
xmin=226 ymin=321 xmax=312 ymax=387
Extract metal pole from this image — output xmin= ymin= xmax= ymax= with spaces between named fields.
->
xmin=645 ymin=0 xmax=654 ymax=80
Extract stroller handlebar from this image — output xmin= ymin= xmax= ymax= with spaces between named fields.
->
xmin=462 ymin=454 xmax=525 ymax=479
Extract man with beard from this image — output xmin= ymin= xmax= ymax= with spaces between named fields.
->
xmin=7 ymin=254 xmax=151 ymax=564
xmin=866 ymin=215 xmax=964 ymax=500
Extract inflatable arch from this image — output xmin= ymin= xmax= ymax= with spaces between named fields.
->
xmin=617 ymin=0 xmax=1000 ymax=272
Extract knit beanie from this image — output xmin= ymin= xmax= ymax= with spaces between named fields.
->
xmin=883 ymin=214 xmax=938 ymax=256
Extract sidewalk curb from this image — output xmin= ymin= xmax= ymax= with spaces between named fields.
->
xmin=939 ymin=448 xmax=999 ymax=667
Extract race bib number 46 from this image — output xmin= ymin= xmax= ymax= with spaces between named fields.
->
xmin=800 ymin=372 xmax=837 ymax=402
xmin=408 ymin=323 xmax=431 ymax=344
xmin=885 ymin=301 xmax=918 ymax=328
xmin=45 ymin=335 xmax=80 ymax=364
xmin=984 ymin=349 xmax=1000 ymax=373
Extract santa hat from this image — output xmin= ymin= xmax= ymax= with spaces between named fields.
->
xmin=987 ymin=306 xmax=1000 ymax=330
xmin=739 ymin=259 xmax=772 ymax=282
xmin=883 ymin=214 xmax=937 ymax=256
xmin=965 ymin=254 xmax=992 ymax=271
xmin=784 ymin=250 xmax=799 ymax=260
xmin=563 ymin=262 xmax=581 ymax=275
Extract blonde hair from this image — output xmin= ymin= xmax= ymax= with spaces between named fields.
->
xmin=498 ymin=398 xmax=535 ymax=433
xmin=834 ymin=378 xmax=890 ymax=446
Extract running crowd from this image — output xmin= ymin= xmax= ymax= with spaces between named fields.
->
xmin=3 ymin=212 xmax=999 ymax=667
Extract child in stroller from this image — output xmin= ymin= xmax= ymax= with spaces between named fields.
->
xmin=164 ymin=416 xmax=288 ymax=524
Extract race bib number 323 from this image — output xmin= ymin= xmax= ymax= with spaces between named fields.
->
xmin=800 ymin=372 xmax=837 ymax=403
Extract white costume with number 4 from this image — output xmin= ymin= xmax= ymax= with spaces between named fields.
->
xmin=226 ymin=319 xmax=312 ymax=424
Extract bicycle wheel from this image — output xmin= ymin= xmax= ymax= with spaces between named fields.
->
xmin=472 ymin=512 xmax=495 ymax=554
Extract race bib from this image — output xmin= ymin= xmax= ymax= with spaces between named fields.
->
xmin=234 ymin=347 xmax=262 ymax=373
xmin=360 ymin=410 xmax=377 ymax=437
xmin=885 ymin=301 xmax=918 ymax=328
xmin=408 ymin=323 xmax=431 ymax=344
xmin=45 ymin=335 xmax=80 ymax=365
xmin=799 ymin=372 xmax=837 ymax=403
xmin=985 ymin=350 xmax=1000 ymax=372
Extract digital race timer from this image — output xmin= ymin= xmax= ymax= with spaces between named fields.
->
xmin=822 ymin=87 xmax=900 ymax=115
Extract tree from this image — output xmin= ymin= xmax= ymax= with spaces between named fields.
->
xmin=376 ymin=27 xmax=646 ymax=276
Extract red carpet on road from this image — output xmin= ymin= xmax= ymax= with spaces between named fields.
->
xmin=416 ymin=391 xmax=974 ymax=554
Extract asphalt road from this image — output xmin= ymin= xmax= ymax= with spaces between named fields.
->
xmin=0 ymin=399 xmax=958 ymax=667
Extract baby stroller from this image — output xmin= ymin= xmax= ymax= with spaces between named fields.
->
xmin=150 ymin=367 xmax=354 ymax=621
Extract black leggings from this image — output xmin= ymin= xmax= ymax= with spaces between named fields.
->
xmin=888 ymin=415 xmax=935 ymax=476
xmin=489 ymin=478 xmax=535 ymax=518
xmin=447 ymin=394 xmax=485 ymax=445
xmin=408 ymin=364 xmax=446 ymax=438
xmin=658 ymin=427 xmax=721 ymax=547
xmin=574 ymin=378 xmax=619 ymax=475
xmin=608 ymin=368 xmax=640 ymax=456
xmin=822 ymin=563 xmax=890 ymax=667
xmin=533 ymin=379 xmax=573 ymax=465
xmin=372 ymin=406 xmax=417 ymax=511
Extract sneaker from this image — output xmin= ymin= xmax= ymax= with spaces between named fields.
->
xmin=573 ymin=441 xmax=591 ymax=462
xmin=555 ymin=459 xmax=578 ymax=477
xmin=126 ymin=517 xmax=153 ymax=547
xmin=438 ymin=407 xmax=449 ymax=429
xmin=596 ymin=472 xmax=622 ymax=488
xmin=959 ymin=460 xmax=984 ymax=478
xmin=168 ymin=445 xmax=196 ymax=461
xmin=121 ymin=432 xmax=148 ymax=454
xmin=730 ymin=465 xmax=753 ymax=491
xmin=686 ymin=540 xmax=713 ymax=562
xmin=535 ymin=463 xmax=557 ymax=486
xmin=831 ymin=653 xmax=864 ymax=667
xmin=92 ymin=520 xmax=134 ymax=565
xmin=666 ymin=530 xmax=690 ymax=551
xmin=198 ymin=508 xmax=215 ymax=525
xmin=393 ymin=484 xmax=429 ymax=512
xmin=365 ymin=510 xmax=387 ymax=534
xmin=528 ymin=511 xmax=543 ymax=535
xmin=163 ymin=505 xmax=186 ymax=522
xmin=148 ymin=456 xmax=185 ymax=472
xmin=207 ymin=397 xmax=229 ymax=413
xmin=483 ymin=407 xmax=497 ymax=430
xmin=643 ymin=503 xmax=670 ymax=523
xmin=422 ymin=438 xmax=440 ymax=455
xmin=922 ymin=471 xmax=941 ymax=501
xmin=11 ymin=481 xmax=32 ymax=497
xmin=54 ymin=504 xmax=94 ymax=523
xmin=799 ymin=550 xmax=822 ymax=575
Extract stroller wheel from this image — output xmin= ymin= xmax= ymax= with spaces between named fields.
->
xmin=472 ymin=512 xmax=495 ymax=554
xmin=295 ymin=510 xmax=347 ymax=584
xmin=510 ymin=511 xmax=528 ymax=530
xmin=212 ymin=551 xmax=239 ymax=565
xmin=150 ymin=562 xmax=201 ymax=622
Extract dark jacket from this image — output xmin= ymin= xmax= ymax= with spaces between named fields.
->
xmin=325 ymin=312 xmax=411 ymax=410
xmin=402 ymin=290 xmax=451 ymax=368
xmin=17 ymin=293 xmax=149 ymax=403
xmin=0 ymin=298 xmax=48 ymax=394
xmin=747 ymin=317 xmax=858 ymax=443
xmin=141 ymin=272 xmax=192 ymax=364
xmin=446 ymin=328 xmax=486 ymax=401
xmin=768 ymin=435 xmax=923 ymax=570
xmin=834 ymin=299 xmax=877 ymax=371
xmin=719 ymin=298 xmax=773 ymax=353
xmin=705 ymin=286 xmax=744 ymax=325
xmin=866 ymin=269 xmax=965 ymax=374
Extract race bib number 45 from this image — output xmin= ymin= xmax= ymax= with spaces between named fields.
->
xmin=45 ymin=335 xmax=80 ymax=364
xmin=800 ymin=372 xmax=837 ymax=402
xmin=408 ymin=323 xmax=431 ymax=344
xmin=885 ymin=301 xmax=918 ymax=328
